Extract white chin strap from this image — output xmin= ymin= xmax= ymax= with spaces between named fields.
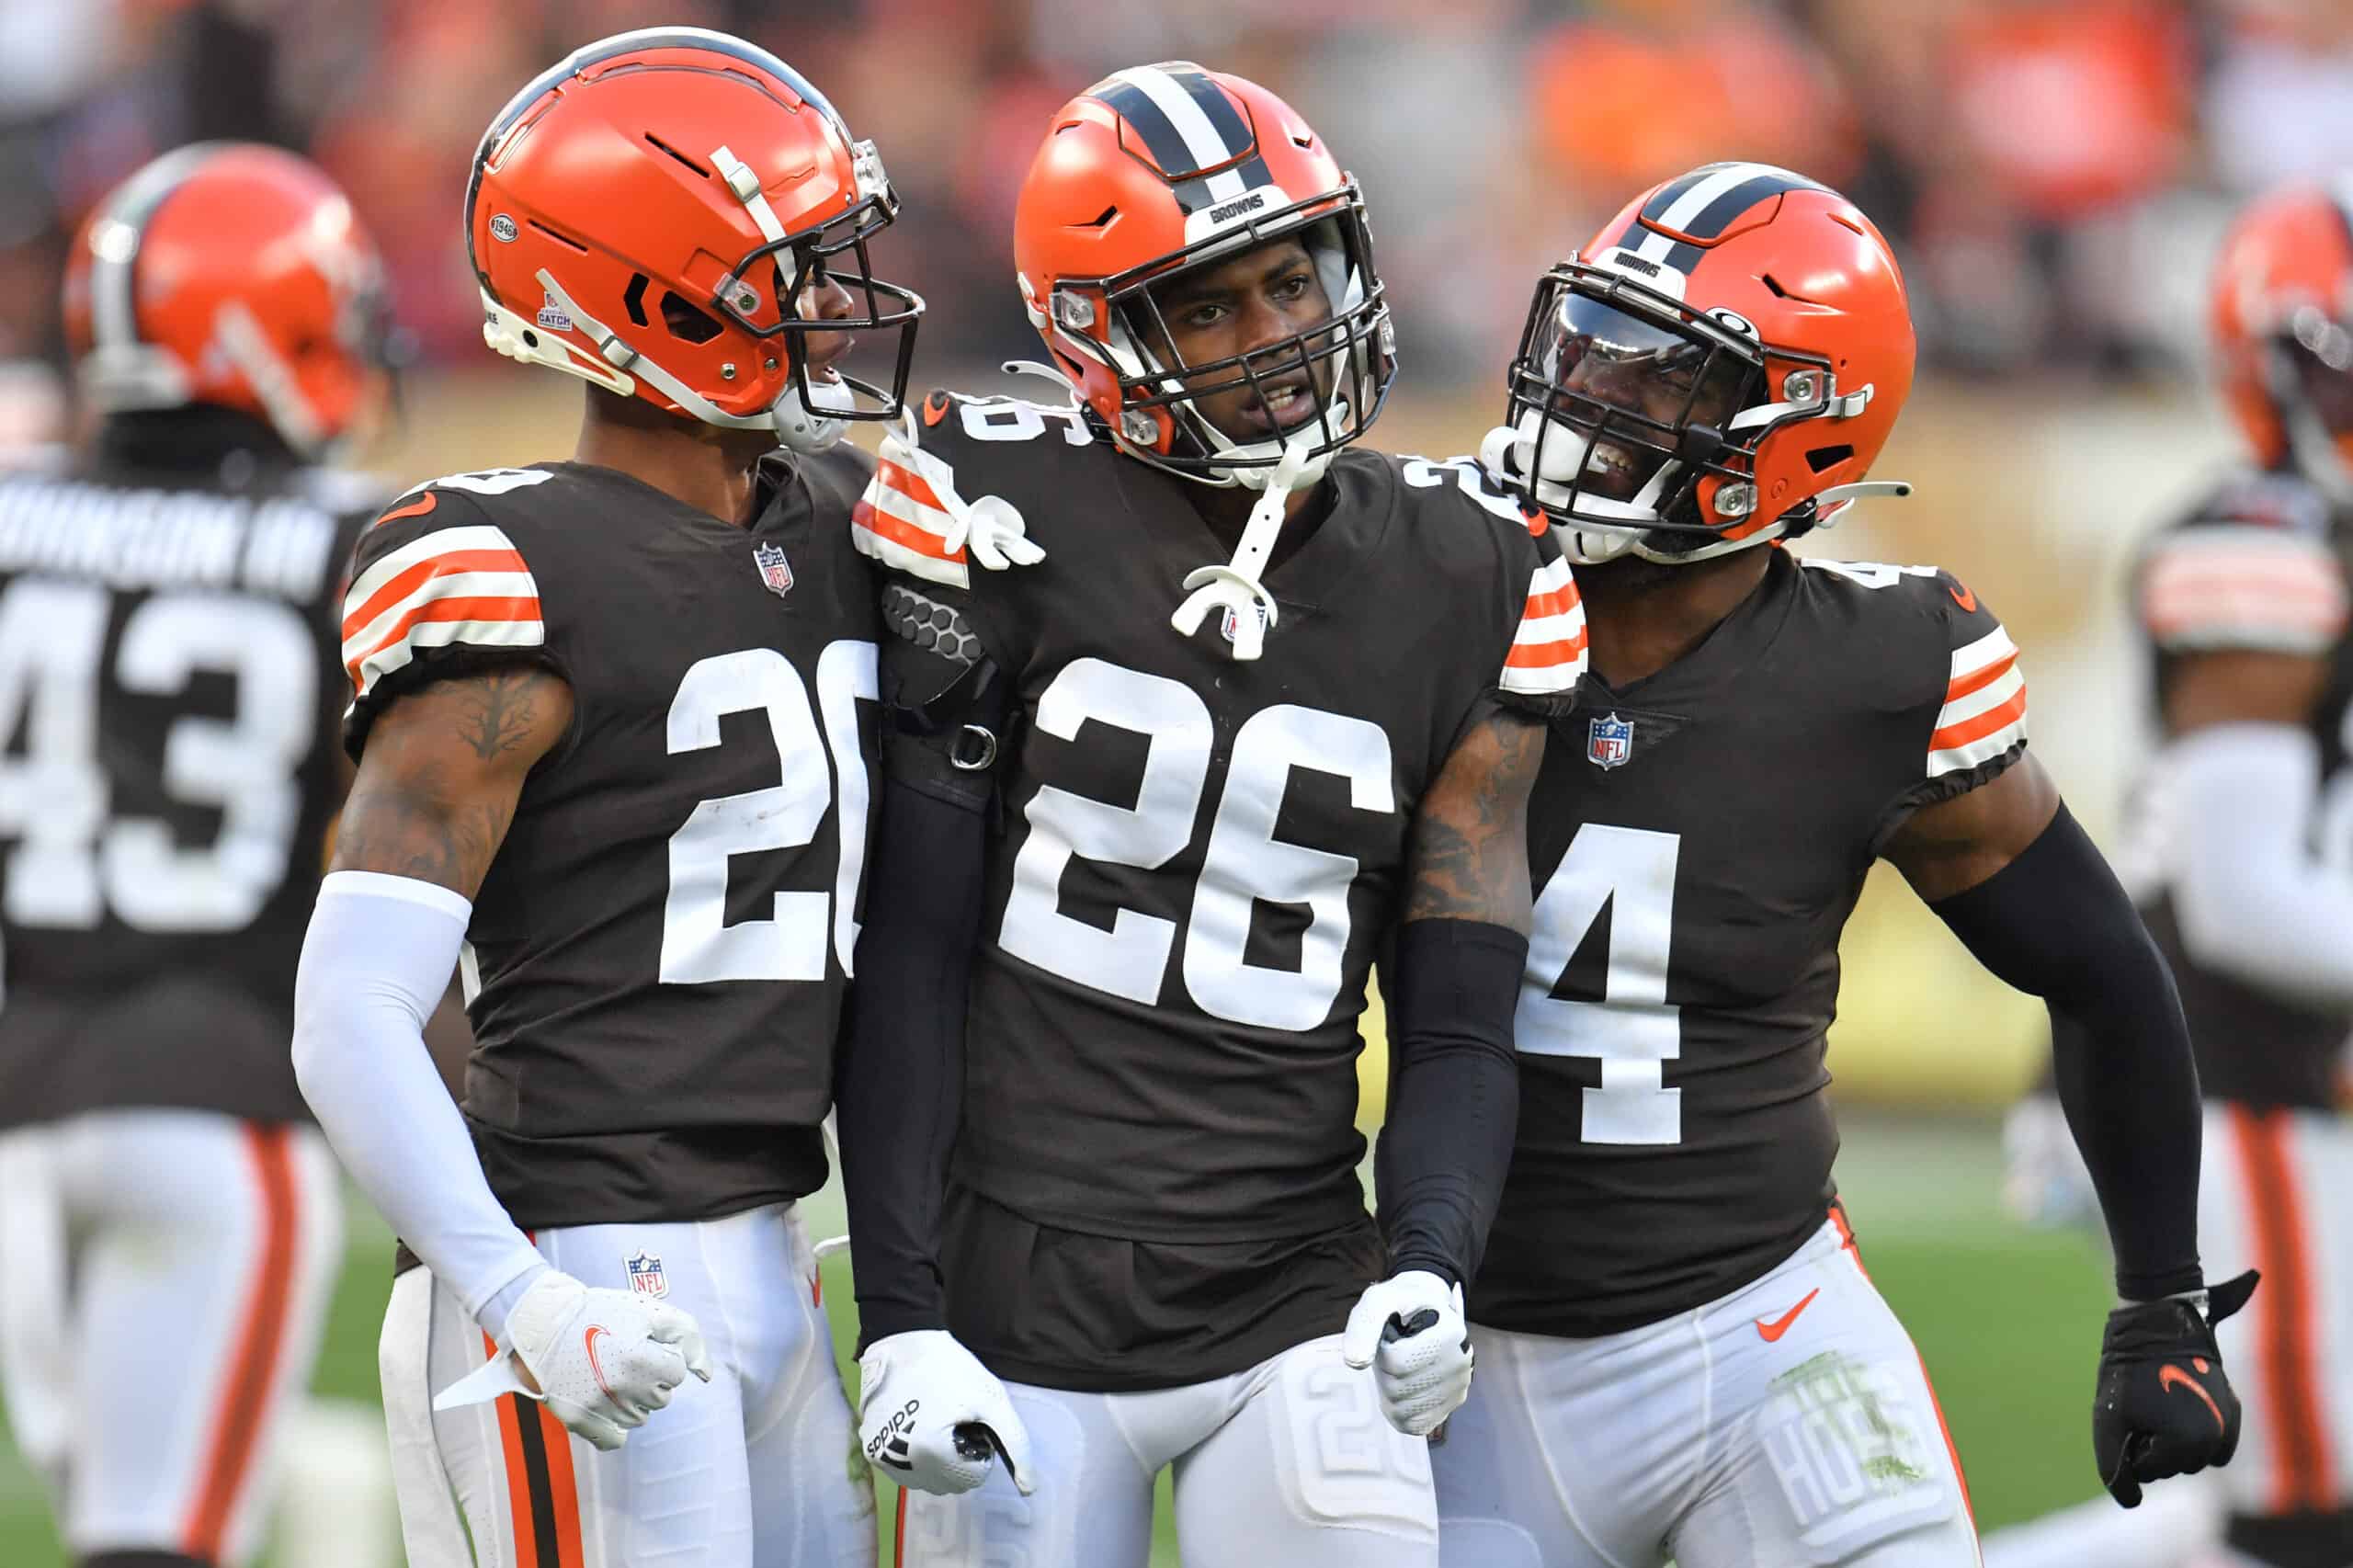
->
xmin=213 ymin=300 xmax=329 ymax=455
xmin=1170 ymin=437 xmax=1314 ymax=661
xmin=483 ymin=269 xmax=850 ymax=454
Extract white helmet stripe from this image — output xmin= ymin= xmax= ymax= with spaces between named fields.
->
xmin=1108 ymin=66 xmax=1251 ymax=205
xmin=1631 ymin=165 xmax=1768 ymax=263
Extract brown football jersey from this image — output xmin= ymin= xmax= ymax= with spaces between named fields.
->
xmin=0 ymin=427 xmax=374 ymax=1129
xmin=343 ymin=451 xmax=880 ymax=1229
xmin=1473 ymin=549 xmax=2028 ymax=1337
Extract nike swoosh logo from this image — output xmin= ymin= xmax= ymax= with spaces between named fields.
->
xmin=585 ymin=1325 xmax=614 ymax=1397
xmin=373 ymin=491 xmax=438 ymax=528
xmin=2159 ymin=1363 xmax=2225 ymax=1435
xmin=1756 ymin=1288 xmax=1821 ymax=1343
xmin=1949 ymin=582 xmax=1977 ymax=613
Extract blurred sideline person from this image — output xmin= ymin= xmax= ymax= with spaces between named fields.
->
xmin=1438 ymin=163 xmax=2254 ymax=1568
xmin=0 ymin=142 xmax=392 ymax=1568
xmin=2004 ymin=183 xmax=2353 ymax=1568
xmin=833 ymin=62 xmax=1586 ymax=1568
xmin=287 ymin=28 xmax=918 ymax=1568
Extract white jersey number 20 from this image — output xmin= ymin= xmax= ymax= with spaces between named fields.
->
xmin=659 ymin=640 xmax=875 ymax=986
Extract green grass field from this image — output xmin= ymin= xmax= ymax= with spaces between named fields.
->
xmin=0 ymin=1111 xmax=2117 ymax=1565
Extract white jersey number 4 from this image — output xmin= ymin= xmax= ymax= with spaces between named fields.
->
xmin=1518 ymin=822 xmax=1685 ymax=1144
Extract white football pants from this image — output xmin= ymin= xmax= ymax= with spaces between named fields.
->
xmin=897 ymin=1331 xmax=1438 ymax=1568
xmin=1436 ymin=1214 xmax=1980 ymax=1568
xmin=379 ymin=1200 xmax=873 ymax=1568
xmin=0 ymin=1110 xmax=343 ymax=1565
xmin=2197 ymin=1102 xmax=2353 ymax=1520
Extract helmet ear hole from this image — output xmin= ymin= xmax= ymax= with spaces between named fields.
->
xmin=661 ymin=290 xmax=722 ymax=344
xmin=1806 ymin=444 xmax=1854 ymax=473
xmin=623 ymin=274 xmax=651 ymax=328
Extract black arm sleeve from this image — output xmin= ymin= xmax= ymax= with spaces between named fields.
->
xmin=1374 ymin=918 xmax=1529 ymax=1288
xmin=1927 ymin=803 xmax=2204 ymax=1300
xmin=835 ymin=772 xmax=987 ymax=1347
xmin=835 ymin=614 xmax=1007 ymax=1350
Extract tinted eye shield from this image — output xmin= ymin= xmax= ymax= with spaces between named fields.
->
xmin=1498 ymin=262 xmax=1846 ymax=536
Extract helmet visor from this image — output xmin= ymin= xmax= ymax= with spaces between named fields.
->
xmin=1496 ymin=265 xmax=1770 ymax=535
xmin=1523 ymin=290 xmax=1753 ymax=504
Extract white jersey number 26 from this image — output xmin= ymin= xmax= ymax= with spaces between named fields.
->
xmin=997 ymin=657 xmax=1393 ymax=1031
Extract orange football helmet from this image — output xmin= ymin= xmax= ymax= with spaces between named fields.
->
xmin=2210 ymin=183 xmax=2353 ymax=498
xmin=1483 ymin=162 xmax=1915 ymax=564
xmin=468 ymin=28 xmax=920 ymax=452
xmin=63 ymin=142 xmax=392 ymax=456
xmin=1011 ymin=62 xmax=1392 ymax=485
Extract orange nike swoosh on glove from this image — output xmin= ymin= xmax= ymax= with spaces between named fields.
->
xmin=585 ymin=1325 xmax=614 ymax=1398
xmin=1756 ymin=1288 xmax=1821 ymax=1343
xmin=2158 ymin=1363 xmax=2225 ymax=1434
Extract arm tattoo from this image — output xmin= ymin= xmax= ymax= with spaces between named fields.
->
xmin=453 ymin=667 xmax=548 ymax=761
xmin=1404 ymin=710 xmax=1546 ymax=927
xmin=327 ymin=665 xmax=570 ymax=897
xmin=331 ymin=759 xmax=517 ymax=891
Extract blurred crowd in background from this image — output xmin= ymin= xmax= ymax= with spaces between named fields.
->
xmin=6 ymin=0 xmax=2353 ymax=417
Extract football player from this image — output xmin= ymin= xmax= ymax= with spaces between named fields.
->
xmin=0 ymin=144 xmax=391 ymax=1568
xmin=831 ymin=62 xmax=1586 ymax=1568
xmin=1435 ymin=163 xmax=2255 ymax=1568
xmin=2009 ymin=184 xmax=2353 ymax=1568
xmin=286 ymin=29 xmax=918 ymax=1568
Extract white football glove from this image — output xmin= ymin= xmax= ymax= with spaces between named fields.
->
xmin=858 ymin=1329 xmax=1035 ymax=1496
xmin=433 ymin=1268 xmax=711 ymax=1451
xmin=1343 ymin=1269 xmax=1474 ymax=1438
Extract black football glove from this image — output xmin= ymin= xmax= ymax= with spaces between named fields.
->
xmin=2093 ymin=1269 xmax=2259 ymax=1507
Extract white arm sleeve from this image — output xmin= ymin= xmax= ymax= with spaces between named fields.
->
xmin=2169 ymin=723 xmax=2353 ymax=1007
xmin=292 ymin=870 xmax=547 ymax=1334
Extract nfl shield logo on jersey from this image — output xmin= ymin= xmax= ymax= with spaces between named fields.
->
xmin=1587 ymin=712 xmax=1634 ymax=769
xmin=625 ymin=1251 xmax=668 ymax=1298
xmin=752 ymin=541 xmax=794 ymax=597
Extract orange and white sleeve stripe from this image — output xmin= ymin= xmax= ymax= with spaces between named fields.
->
xmin=1927 ymin=626 xmax=2027 ymax=778
xmin=340 ymin=520 xmax=542 ymax=699
xmin=852 ymin=450 xmax=970 ymax=589
xmin=2143 ymin=527 xmax=2348 ymax=655
xmin=1499 ymin=553 xmax=1588 ymax=697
